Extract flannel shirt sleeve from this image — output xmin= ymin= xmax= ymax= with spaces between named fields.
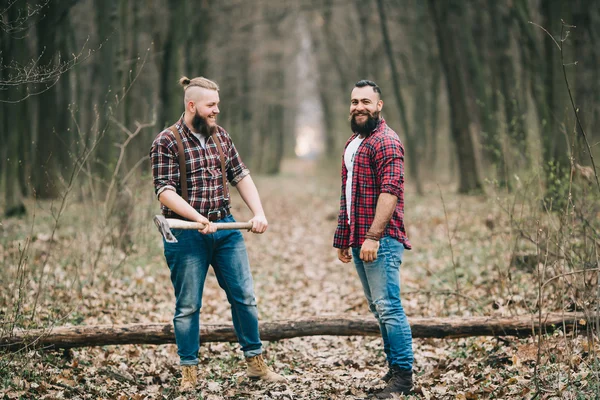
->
xmin=150 ymin=132 xmax=179 ymax=197
xmin=373 ymin=136 xmax=404 ymax=198
xmin=333 ymin=157 xmax=351 ymax=249
xmin=223 ymin=131 xmax=250 ymax=186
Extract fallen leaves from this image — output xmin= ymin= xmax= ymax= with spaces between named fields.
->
xmin=1 ymin=160 xmax=598 ymax=398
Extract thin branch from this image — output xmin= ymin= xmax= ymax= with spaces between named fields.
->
xmin=439 ymin=186 xmax=462 ymax=311
xmin=121 ymin=156 xmax=149 ymax=186
xmin=529 ymin=21 xmax=560 ymax=50
xmin=558 ymin=21 xmax=600 ymax=193
xmin=0 ymin=38 xmax=95 ymax=103
xmin=103 ymin=116 xmax=154 ymax=209
xmin=529 ymin=20 xmax=600 ymax=193
xmin=542 ymin=267 xmax=600 ymax=289
xmin=0 ymin=0 xmax=50 ymax=34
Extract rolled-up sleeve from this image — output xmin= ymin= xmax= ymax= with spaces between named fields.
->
xmin=150 ymin=133 xmax=179 ymax=198
xmin=374 ymin=136 xmax=404 ymax=198
xmin=225 ymin=135 xmax=250 ymax=186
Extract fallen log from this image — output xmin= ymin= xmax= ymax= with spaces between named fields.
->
xmin=0 ymin=313 xmax=592 ymax=351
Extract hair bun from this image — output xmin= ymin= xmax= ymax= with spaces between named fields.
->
xmin=179 ymin=76 xmax=191 ymax=87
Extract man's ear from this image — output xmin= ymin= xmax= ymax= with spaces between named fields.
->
xmin=378 ymin=99 xmax=383 ymax=111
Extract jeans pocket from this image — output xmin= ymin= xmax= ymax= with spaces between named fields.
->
xmin=381 ymin=236 xmax=404 ymax=262
xmin=164 ymin=229 xmax=188 ymax=254
xmin=170 ymin=228 xmax=186 ymax=240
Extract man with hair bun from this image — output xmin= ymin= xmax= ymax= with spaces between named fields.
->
xmin=150 ymin=76 xmax=286 ymax=392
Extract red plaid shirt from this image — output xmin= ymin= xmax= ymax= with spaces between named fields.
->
xmin=149 ymin=117 xmax=249 ymax=218
xmin=333 ymin=118 xmax=411 ymax=249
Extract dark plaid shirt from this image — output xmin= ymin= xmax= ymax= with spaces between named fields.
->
xmin=149 ymin=117 xmax=249 ymax=218
xmin=333 ymin=118 xmax=411 ymax=249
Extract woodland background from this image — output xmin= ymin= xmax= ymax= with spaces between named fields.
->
xmin=1 ymin=0 xmax=600 ymax=399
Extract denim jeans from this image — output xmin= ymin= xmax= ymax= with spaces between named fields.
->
xmin=163 ymin=214 xmax=262 ymax=365
xmin=352 ymin=236 xmax=413 ymax=370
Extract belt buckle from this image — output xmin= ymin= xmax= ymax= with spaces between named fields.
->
xmin=208 ymin=209 xmax=221 ymax=221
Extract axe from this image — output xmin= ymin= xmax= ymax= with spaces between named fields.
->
xmin=154 ymin=215 xmax=253 ymax=243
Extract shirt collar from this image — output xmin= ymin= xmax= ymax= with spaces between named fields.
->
xmin=174 ymin=114 xmax=190 ymax=135
xmin=374 ymin=117 xmax=385 ymax=134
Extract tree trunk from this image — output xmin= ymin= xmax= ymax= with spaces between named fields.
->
xmin=514 ymin=0 xmax=547 ymax=129
xmin=184 ymin=1 xmax=211 ymax=78
xmin=488 ymin=0 xmax=515 ymax=186
xmin=411 ymin=0 xmax=435 ymax=185
xmin=56 ymin=14 xmax=75 ymax=178
xmin=322 ymin=0 xmax=351 ymax=97
xmin=33 ymin=1 xmax=62 ymax=198
xmin=1 ymin=313 xmax=589 ymax=351
xmin=499 ymin=5 xmax=528 ymax=168
xmin=427 ymin=63 xmax=441 ymax=171
xmin=353 ymin=0 xmax=372 ymax=79
xmin=428 ymin=0 xmax=483 ymax=193
xmin=572 ymin=0 xmax=597 ymax=164
xmin=376 ymin=0 xmax=423 ymax=196
xmin=479 ymin=0 xmax=508 ymax=186
xmin=588 ymin=6 xmax=600 ymax=146
xmin=315 ymin=0 xmax=351 ymax=156
xmin=155 ymin=0 xmax=186 ymax=129
xmin=252 ymin=5 xmax=287 ymax=174
xmin=1 ymin=3 xmax=28 ymax=216
xmin=541 ymin=0 xmax=571 ymax=171
xmin=221 ymin=1 xmax=258 ymax=165
xmin=462 ymin=0 xmax=494 ymax=169
xmin=92 ymin=0 xmax=119 ymax=181
xmin=312 ymin=7 xmax=338 ymax=157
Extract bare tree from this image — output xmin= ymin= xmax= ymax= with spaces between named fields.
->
xmin=428 ymin=0 xmax=483 ymax=193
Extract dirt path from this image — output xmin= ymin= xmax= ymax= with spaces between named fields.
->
xmin=1 ymin=159 xmax=596 ymax=399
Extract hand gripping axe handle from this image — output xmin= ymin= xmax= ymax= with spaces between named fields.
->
xmin=154 ymin=215 xmax=253 ymax=243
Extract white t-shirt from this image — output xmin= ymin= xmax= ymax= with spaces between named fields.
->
xmin=191 ymin=132 xmax=207 ymax=149
xmin=344 ymin=136 xmax=364 ymax=224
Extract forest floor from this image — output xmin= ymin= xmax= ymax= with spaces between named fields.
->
xmin=1 ymin=158 xmax=598 ymax=399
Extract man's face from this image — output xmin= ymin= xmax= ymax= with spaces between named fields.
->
xmin=190 ymin=88 xmax=220 ymax=135
xmin=349 ymin=86 xmax=383 ymax=135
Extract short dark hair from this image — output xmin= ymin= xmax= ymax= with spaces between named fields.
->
xmin=354 ymin=80 xmax=381 ymax=96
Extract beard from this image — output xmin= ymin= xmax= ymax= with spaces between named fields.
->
xmin=349 ymin=110 xmax=380 ymax=136
xmin=191 ymin=110 xmax=218 ymax=137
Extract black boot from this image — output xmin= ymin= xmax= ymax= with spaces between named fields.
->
xmin=381 ymin=366 xmax=393 ymax=383
xmin=375 ymin=365 xmax=413 ymax=398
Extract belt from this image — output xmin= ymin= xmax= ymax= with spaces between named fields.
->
xmin=204 ymin=206 xmax=231 ymax=222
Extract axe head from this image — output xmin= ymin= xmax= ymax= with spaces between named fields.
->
xmin=154 ymin=215 xmax=178 ymax=243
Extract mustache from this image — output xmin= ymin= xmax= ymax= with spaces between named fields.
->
xmin=348 ymin=111 xmax=374 ymax=121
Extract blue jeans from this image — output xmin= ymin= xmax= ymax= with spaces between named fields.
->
xmin=352 ymin=236 xmax=413 ymax=370
xmin=163 ymin=214 xmax=262 ymax=365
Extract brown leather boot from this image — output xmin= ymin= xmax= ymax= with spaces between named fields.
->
xmin=246 ymin=354 xmax=287 ymax=382
xmin=179 ymin=365 xmax=198 ymax=392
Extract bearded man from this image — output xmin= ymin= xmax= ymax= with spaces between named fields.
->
xmin=333 ymin=80 xmax=414 ymax=398
xmin=150 ymin=76 xmax=285 ymax=391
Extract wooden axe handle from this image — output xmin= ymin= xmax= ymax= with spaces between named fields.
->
xmin=165 ymin=218 xmax=253 ymax=231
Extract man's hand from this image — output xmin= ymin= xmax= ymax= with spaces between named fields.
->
xmin=359 ymin=239 xmax=380 ymax=262
xmin=197 ymin=216 xmax=217 ymax=234
xmin=249 ymin=215 xmax=268 ymax=234
xmin=337 ymin=248 xmax=352 ymax=263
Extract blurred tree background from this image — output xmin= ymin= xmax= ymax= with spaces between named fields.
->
xmin=2 ymin=2 xmax=600 ymax=397
xmin=1 ymin=0 xmax=599 ymax=215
